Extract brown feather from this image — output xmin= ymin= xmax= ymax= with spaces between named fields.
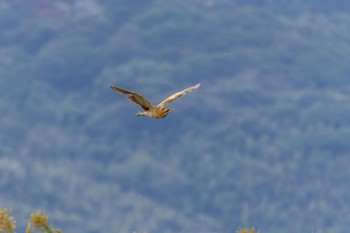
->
xmin=157 ymin=83 xmax=201 ymax=107
xmin=111 ymin=86 xmax=154 ymax=111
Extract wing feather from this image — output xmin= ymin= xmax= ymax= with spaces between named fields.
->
xmin=111 ymin=86 xmax=154 ymax=111
xmin=157 ymin=83 xmax=200 ymax=107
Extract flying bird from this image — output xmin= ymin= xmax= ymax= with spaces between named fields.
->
xmin=111 ymin=83 xmax=200 ymax=118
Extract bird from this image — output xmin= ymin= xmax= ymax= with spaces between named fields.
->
xmin=111 ymin=83 xmax=200 ymax=118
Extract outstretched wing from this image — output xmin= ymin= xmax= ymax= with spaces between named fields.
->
xmin=111 ymin=86 xmax=154 ymax=111
xmin=157 ymin=83 xmax=201 ymax=108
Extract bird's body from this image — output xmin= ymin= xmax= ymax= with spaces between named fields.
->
xmin=111 ymin=83 xmax=200 ymax=118
xmin=137 ymin=105 xmax=172 ymax=119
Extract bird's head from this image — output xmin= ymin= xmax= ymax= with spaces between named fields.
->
xmin=136 ymin=112 xmax=146 ymax=117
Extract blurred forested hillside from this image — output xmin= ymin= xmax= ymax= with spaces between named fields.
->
xmin=2 ymin=0 xmax=350 ymax=233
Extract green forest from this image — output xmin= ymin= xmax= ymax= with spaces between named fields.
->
xmin=1 ymin=0 xmax=350 ymax=233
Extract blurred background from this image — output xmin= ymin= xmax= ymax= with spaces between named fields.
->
xmin=1 ymin=0 xmax=350 ymax=232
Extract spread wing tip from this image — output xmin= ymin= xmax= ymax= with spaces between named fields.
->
xmin=110 ymin=86 xmax=119 ymax=91
xmin=110 ymin=86 xmax=134 ymax=95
